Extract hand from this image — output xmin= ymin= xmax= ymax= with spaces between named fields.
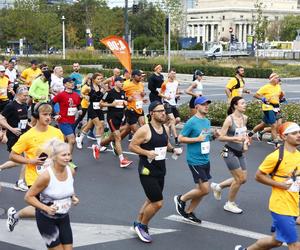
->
xmin=29 ymin=157 xmax=48 ymax=166
xmin=10 ymin=127 xmax=21 ymax=136
xmin=173 ymin=148 xmax=183 ymax=155
xmin=72 ymin=195 xmax=80 ymax=206
xmin=213 ymin=129 xmax=220 ymax=139
xmin=77 ymin=110 xmax=83 ymax=116
xmin=45 ymin=205 xmax=57 ymax=215
xmin=53 ymin=115 xmax=61 ymax=121
xmin=147 ymin=150 xmax=157 ymax=161
xmin=196 ymin=134 xmax=206 ymax=142
xmin=166 ymin=96 xmax=171 ymax=100
xmin=123 ymin=100 xmax=128 ymax=106
xmin=279 ymin=181 xmax=292 ymax=190
xmin=140 ymin=92 xmax=146 ymax=97
xmin=235 ymin=136 xmax=245 ymax=143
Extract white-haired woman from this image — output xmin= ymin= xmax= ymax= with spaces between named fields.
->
xmin=25 ymin=139 xmax=79 ymax=250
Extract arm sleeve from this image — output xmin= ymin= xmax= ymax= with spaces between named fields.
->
xmin=11 ymin=133 xmax=28 ymax=154
xmin=180 ymin=120 xmax=193 ymax=137
xmin=258 ymin=151 xmax=278 ymax=174
xmin=226 ymin=78 xmax=236 ymax=90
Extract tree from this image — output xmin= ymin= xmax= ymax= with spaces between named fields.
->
xmin=279 ymin=15 xmax=300 ymax=41
xmin=254 ymin=0 xmax=269 ymax=44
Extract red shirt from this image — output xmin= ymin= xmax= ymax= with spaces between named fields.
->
xmin=53 ymin=91 xmax=81 ymax=124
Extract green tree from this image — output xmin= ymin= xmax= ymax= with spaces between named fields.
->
xmin=279 ymin=15 xmax=300 ymax=41
xmin=254 ymin=0 xmax=269 ymax=43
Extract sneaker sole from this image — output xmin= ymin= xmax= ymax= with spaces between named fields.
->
xmin=134 ymin=227 xmax=152 ymax=243
xmin=223 ymin=207 xmax=243 ymax=214
xmin=182 ymin=217 xmax=201 ymax=224
xmin=13 ymin=186 xmax=28 ymax=192
xmin=120 ymin=162 xmax=133 ymax=168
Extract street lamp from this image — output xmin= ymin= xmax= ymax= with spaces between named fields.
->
xmin=61 ymin=15 xmax=66 ymax=60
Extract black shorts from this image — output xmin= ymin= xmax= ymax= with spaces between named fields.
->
xmin=188 ymin=163 xmax=211 ymax=184
xmin=107 ymin=113 xmax=124 ymax=132
xmin=139 ymin=175 xmax=164 ymax=202
xmin=0 ymin=100 xmax=9 ymax=113
xmin=189 ymin=97 xmax=197 ymax=109
xmin=164 ymin=102 xmax=179 ymax=118
xmin=125 ymin=109 xmax=144 ymax=125
xmin=6 ymin=135 xmax=18 ymax=152
xmin=35 ymin=209 xmax=73 ymax=248
xmin=88 ymin=108 xmax=104 ymax=121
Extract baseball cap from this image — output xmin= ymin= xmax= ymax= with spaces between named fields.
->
xmin=115 ymin=76 xmax=124 ymax=82
xmin=194 ymin=70 xmax=204 ymax=76
xmin=63 ymin=77 xmax=75 ymax=84
xmin=278 ymin=122 xmax=300 ymax=136
xmin=194 ymin=96 xmax=211 ymax=106
xmin=132 ymin=69 xmax=142 ymax=76
xmin=0 ymin=65 xmax=5 ymax=72
xmin=148 ymin=101 xmax=163 ymax=113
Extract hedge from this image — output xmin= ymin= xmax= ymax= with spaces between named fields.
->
xmin=178 ymin=101 xmax=300 ymax=129
xmin=18 ymin=57 xmax=272 ymax=78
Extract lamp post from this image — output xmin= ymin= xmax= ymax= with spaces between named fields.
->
xmin=61 ymin=15 xmax=66 ymax=60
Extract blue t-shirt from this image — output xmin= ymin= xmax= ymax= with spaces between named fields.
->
xmin=180 ymin=115 xmax=211 ymax=166
xmin=69 ymin=72 xmax=83 ymax=95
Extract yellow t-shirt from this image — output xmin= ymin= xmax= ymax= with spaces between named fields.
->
xmin=226 ymin=77 xmax=245 ymax=101
xmin=12 ymin=126 xmax=64 ymax=186
xmin=259 ymin=149 xmax=300 ymax=216
xmin=256 ymin=83 xmax=282 ymax=111
xmin=0 ymin=76 xmax=9 ymax=101
xmin=21 ymin=68 xmax=42 ymax=86
xmin=80 ymin=84 xmax=90 ymax=109
xmin=123 ymin=80 xmax=144 ymax=114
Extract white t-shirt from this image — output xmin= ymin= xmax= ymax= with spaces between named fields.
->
xmin=163 ymin=80 xmax=178 ymax=106
xmin=5 ymin=68 xmax=17 ymax=83
xmin=51 ymin=74 xmax=64 ymax=94
xmin=192 ymin=79 xmax=203 ymax=96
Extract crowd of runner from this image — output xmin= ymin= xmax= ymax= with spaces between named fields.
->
xmin=0 ymin=58 xmax=299 ymax=250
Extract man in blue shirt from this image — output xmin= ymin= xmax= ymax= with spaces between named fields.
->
xmin=69 ymin=62 xmax=83 ymax=95
xmin=174 ymin=96 xmax=216 ymax=223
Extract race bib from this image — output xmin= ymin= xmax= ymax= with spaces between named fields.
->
xmin=76 ymin=83 xmax=81 ymax=89
xmin=135 ymin=100 xmax=143 ymax=109
xmin=154 ymin=146 xmax=167 ymax=161
xmin=235 ymin=127 xmax=247 ymax=137
xmin=67 ymin=107 xmax=77 ymax=116
xmin=115 ymin=99 xmax=124 ymax=108
xmin=287 ymin=177 xmax=300 ymax=193
xmin=93 ymin=102 xmax=100 ymax=110
xmin=238 ymin=88 xmax=243 ymax=96
xmin=201 ymin=141 xmax=210 ymax=154
xmin=53 ymin=197 xmax=72 ymax=214
xmin=36 ymin=159 xmax=52 ymax=175
xmin=0 ymin=88 xmax=7 ymax=97
xmin=273 ymin=107 xmax=280 ymax=112
xmin=18 ymin=119 xmax=28 ymax=130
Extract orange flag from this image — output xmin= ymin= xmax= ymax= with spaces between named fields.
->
xmin=100 ymin=35 xmax=131 ymax=73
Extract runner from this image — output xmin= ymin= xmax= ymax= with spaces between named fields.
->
xmin=24 ymin=138 xmax=79 ymax=250
xmin=0 ymin=65 xmax=11 ymax=112
xmin=185 ymin=70 xmax=204 ymax=116
xmin=20 ymin=60 xmax=42 ymax=87
xmin=174 ymin=96 xmax=218 ymax=223
xmin=248 ymin=73 xmax=283 ymax=147
xmin=100 ymin=76 xmax=133 ymax=168
xmin=129 ymin=101 xmax=182 ymax=243
xmin=75 ymin=73 xmax=106 ymax=159
xmin=6 ymin=102 xmax=64 ymax=232
xmin=148 ymin=64 xmax=164 ymax=103
xmin=211 ymin=96 xmax=250 ymax=214
xmin=103 ymin=68 xmax=121 ymax=89
xmin=0 ymin=86 xmax=29 ymax=191
xmin=69 ymin=62 xmax=83 ymax=96
xmin=159 ymin=69 xmax=181 ymax=146
xmin=235 ymin=122 xmax=300 ymax=250
xmin=52 ymin=78 xmax=81 ymax=153
xmin=225 ymin=66 xmax=250 ymax=102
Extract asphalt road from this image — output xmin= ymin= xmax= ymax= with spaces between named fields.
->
xmin=0 ymin=135 xmax=296 ymax=250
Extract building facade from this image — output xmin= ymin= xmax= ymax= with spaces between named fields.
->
xmin=186 ymin=0 xmax=300 ymax=43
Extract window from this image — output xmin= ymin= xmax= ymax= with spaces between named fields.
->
xmin=240 ymin=15 xmax=244 ymax=19
xmin=222 ymin=27 xmax=224 ymax=31
xmin=223 ymin=15 xmax=225 ymax=20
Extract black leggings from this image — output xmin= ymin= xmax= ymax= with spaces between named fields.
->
xmin=35 ymin=209 xmax=73 ymax=248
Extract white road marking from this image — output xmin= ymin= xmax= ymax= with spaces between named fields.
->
xmin=87 ymin=147 xmax=137 ymax=155
xmin=165 ymin=214 xmax=287 ymax=246
xmin=0 ymin=219 xmax=178 ymax=249
xmin=0 ymin=182 xmax=15 ymax=189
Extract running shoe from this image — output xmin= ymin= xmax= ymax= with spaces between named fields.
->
xmin=13 ymin=180 xmax=28 ymax=192
xmin=100 ymin=146 xmax=107 ymax=152
xmin=256 ymin=131 xmax=264 ymax=141
xmin=87 ymin=131 xmax=97 ymax=141
xmin=75 ymin=136 xmax=82 ymax=149
xmin=224 ymin=201 xmax=243 ymax=214
xmin=173 ymin=195 xmax=187 ymax=218
xmin=92 ymin=144 xmax=100 ymax=160
xmin=110 ymin=141 xmax=117 ymax=156
xmin=234 ymin=245 xmax=246 ymax=250
xmin=267 ymin=140 xmax=281 ymax=148
xmin=128 ymin=133 xmax=133 ymax=142
xmin=210 ymin=182 xmax=222 ymax=201
xmin=120 ymin=158 xmax=133 ymax=168
xmin=184 ymin=212 xmax=202 ymax=224
xmin=7 ymin=207 xmax=18 ymax=232
xmin=131 ymin=221 xmax=140 ymax=232
xmin=134 ymin=223 xmax=152 ymax=243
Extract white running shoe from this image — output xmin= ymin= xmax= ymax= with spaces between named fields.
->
xmin=224 ymin=201 xmax=243 ymax=214
xmin=100 ymin=146 xmax=107 ymax=152
xmin=210 ymin=182 xmax=222 ymax=201
xmin=13 ymin=180 xmax=28 ymax=192
xmin=7 ymin=207 xmax=18 ymax=232
xmin=76 ymin=136 xmax=82 ymax=149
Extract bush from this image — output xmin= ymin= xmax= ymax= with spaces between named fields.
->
xmin=178 ymin=101 xmax=300 ymax=129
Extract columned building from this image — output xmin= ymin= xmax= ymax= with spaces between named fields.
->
xmin=186 ymin=0 xmax=300 ymax=43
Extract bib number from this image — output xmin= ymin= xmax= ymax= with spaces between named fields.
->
xmin=18 ymin=119 xmax=28 ymax=129
xmin=201 ymin=141 xmax=210 ymax=154
xmin=273 ymin=107 xmax=280 ymax=112
xmin=287 ymin=177 xmax=300 ymax=193
xmin=235 ymin=127 xmax=247 ymax=137
xmin=136 ymin=100 xmax=143 ymax=109
xmin=53 ymin=198 xmax=72 ymax=214
xmin=115 ymin=99 xmax=124 ymax=108
xmin=67 ymin=107 xmax=77 ymax=116
xmin=154 ymin=146 xmax=167 ymax=161
xmin=93 ymin=102 xmax=100 ymax=110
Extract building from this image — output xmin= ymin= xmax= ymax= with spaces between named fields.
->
xmin=186 ymin=0 xmax=300 ymax=44
xmin=0 ymin=0 xmax=76 ymax=9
